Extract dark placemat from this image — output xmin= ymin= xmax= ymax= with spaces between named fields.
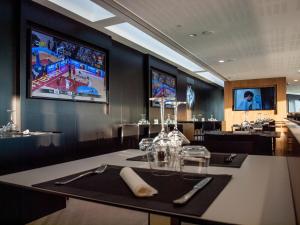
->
xmin=33 ymin=165 xmax=231 ymax=218
xmin=209 ymin=153 xmax=247 ymax=168
xmin=127 ymin=153 xmax=247 ymax=168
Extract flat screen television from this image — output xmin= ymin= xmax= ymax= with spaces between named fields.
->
xmin=29 ymin=27 xmax=108 ymax=103
xmin=186 ymin=85 xmax=195 ymax=109
xmin=151 ymin=68 xmax=176 ymax=107
xmin=233 ymin=87 xmax=276 ymax=111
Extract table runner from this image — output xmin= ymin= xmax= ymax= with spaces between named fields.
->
xmin=33 ymin=165 xmax=231 ymax=218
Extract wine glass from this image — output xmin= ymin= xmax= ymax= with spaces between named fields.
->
xmin=138 ymin=114 xmax=149 ymax=125
xmin=167 ymin=101 xmax=190 ymax=145
xmin=6 ymin=109 xmax=17 ymax=132
xmin=148 ymin=97 xmax=178 ymax=175
xmin=241 ymin=111 xmax=251 ymax=131
xmin=139 ymin=138 xmax=154 ymax=161
xmin=149 ymin=97 xmax=175 ymax=142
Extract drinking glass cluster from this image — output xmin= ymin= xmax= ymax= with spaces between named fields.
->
xmin=139 ymin=97 xmax=190 ymax=175
xmin=0 ymin=109 xmax=17 ymax=135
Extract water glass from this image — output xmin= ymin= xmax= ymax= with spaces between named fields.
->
xmin=180 ymin=145 xmax=211 ymax=179
xmin=139 ymin=138 xmax=153 ymax=152
xmin=146 ymin=138 xmax=179 ymax=176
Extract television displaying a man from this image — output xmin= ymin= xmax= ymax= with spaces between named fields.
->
xmin=234 ymin=89 xmax=262 ymax=110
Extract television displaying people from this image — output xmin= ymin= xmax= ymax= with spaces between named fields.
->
xmin=234 ymin=88 xmax=275 ymax=111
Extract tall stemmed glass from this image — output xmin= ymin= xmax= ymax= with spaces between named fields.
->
xmin=241 ymin=110 xmax=251 ymax=130
xmin=148 ymin=97 xmax=177 ymax=175
xmin=167 ymin=101 xmax=190 ymax=145
xmin=6 ymin=109 xmax=16 ymax=132
xmin=149 ymin=97 xmax=175 ymax=142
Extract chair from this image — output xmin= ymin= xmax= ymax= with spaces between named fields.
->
xmin=193 ymin=122 xmax=204 ymax=142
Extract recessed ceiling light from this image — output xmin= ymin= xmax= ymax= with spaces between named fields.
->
xmin=188 ymin=34 xmax=197 ymax=37
xmin=218 ymin=60 xmax=225 ymax=63
xmin=294 ymin=79 xmax=299 ymax=82
xmin=105 ymin=22 xmax=204 ymax=72
xmin=48 ymin=0 xmax=115 ymax=22
xmin=297 ymin=69 xmax=300 ymax=73
xmin=201 ymin=30 xmax=215 ymax=36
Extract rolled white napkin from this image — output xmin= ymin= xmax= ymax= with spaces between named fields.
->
xmin=120 ymin=167 xmax=158 ymax=197
xmin=23 ymin=129 xmax=30 ymax=135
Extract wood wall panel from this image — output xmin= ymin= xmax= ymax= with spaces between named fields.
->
xmin=224 ymin=77 xmax=287 ymax=131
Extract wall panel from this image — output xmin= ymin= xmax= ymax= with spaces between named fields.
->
xmin=224 ymin=77 xmax=286 ymax=130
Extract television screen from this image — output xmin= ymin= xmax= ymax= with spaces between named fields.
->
xmin=30 ymin=28 xmax=108 ymax=103
xmin=186 ymin=85 xmax=195 ymax=109
xmin=151 ymin=69 xmax=176 ymax=107
xmin=233 ymin=87 xmax=275 ymax=111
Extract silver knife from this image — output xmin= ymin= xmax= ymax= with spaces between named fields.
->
xmin=173 ymin=177 xmax=213 ymax=205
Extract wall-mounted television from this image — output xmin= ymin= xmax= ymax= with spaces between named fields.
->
xmin=151 ymin=68 xmax=176 ymax=107
xmin=186 ymin=85 xmax=195 ymax=109
xmin=233 ymin=87 xmax=276 ymax=111
xmin=29 ymin=26 xmax=108 ymax=103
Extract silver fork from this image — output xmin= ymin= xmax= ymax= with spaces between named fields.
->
xmin=224 ymin=154 xmax=237 ymax=162
xmin=55 ymin=164 xmax=108 ymax=185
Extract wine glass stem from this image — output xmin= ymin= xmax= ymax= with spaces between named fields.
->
xmin=160 ymin=100 xmax=165 ymax=132
xmin=174 ymin=104 xmax=178 ymax=129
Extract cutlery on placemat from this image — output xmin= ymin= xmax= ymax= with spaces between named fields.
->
xmin=224 ymin=153 xmax=237 ymax=163
xmin=173 ymin=177 xmax=213 ymax=205
xmin=55 ymin=164 xmax=108 ymax=185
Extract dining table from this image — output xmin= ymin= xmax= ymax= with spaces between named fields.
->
xmin=0 ymin=149 xmax=296 ymax=225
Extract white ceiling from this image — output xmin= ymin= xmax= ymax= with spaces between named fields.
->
xmin=113 ymin=0 xmax=300 ymax=93
xmin=34 ymin=0 xmax=300 ymax=93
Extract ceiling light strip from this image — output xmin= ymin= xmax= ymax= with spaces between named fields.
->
xmin=48 ymin=0 xmax=115 ymax=22
xmin=105 ymin=22 xmax=205 ymax=72
xmin=196 ymin=72 xmax=224 ymax=87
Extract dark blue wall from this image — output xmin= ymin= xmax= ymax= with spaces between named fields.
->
xmin=0 ymin=0 xmax=224 ymax=173
xmin=0 ymin=0 xmax=18 ymax=125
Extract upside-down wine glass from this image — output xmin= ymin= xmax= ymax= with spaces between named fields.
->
xmin=167 ymin=101 xmax=190 ymax=145
xmin=149 ymin=97 xmax=175 ymax=142
xmin=148 ymin=97 xmax=178 ymax=175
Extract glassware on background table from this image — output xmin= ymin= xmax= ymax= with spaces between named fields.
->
xmin=179 ymin=145 xmax=211 ymax=179
xmin=138 ymin=114 xmax=150 ymax=125
xmin=6 ymin=109 xmax=17 ymax=132
xmin=197 ymin=114 xmax=203 ymax=121
xmin=256 ymin=113 xmax=262 ymax=123
xmin=192 ymin=114 xmax=198 ymax=121
xmin=0 ymin=109 xmax=17 ymax=135
xmin=241 ymin=111 xmax=251 ymax=131
xmin=165 ymin=114 xmax=172 ymax=125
